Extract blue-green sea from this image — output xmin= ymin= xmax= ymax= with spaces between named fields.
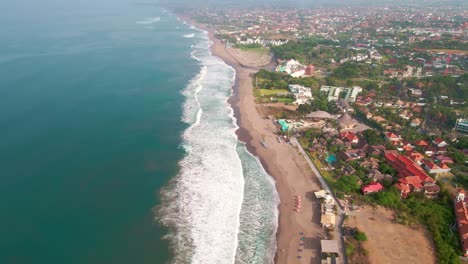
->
xmin=0 ymin=2 xmax=279 ymax=264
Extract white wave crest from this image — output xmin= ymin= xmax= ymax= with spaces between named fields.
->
xmin=157 ymin=20 xmax=279 ymax=264
xmin=183 ymin=33 xmax=195 ymax=38
xmin=157 ymin=34 xmax=244 ymax=264
xmin=136 ymin=17 xmax=160 ymax=24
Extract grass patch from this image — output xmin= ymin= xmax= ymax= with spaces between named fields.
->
xmin=258 ymin=89 xmax=290 ymax=96
xmin=237 ymin=46 xmax=269 ymax=54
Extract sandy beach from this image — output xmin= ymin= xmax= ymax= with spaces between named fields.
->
xmin=212 ymin=35 xmax=324 ymax=264
xmin=182 ymin=17 xmax=326 ymax=263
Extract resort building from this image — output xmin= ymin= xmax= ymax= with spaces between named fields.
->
xmin=305 ymin=111 xmax=333 ymax=120
xmin=276 ymin=59 xmax=306 ymax=77
xmin=455 ymin=118 xmax=468 ymax=133
xmin=288 ymin=84 xmax=313 ymax=105
xmin=337 ymin=113 xmax=358 ymax=130
xmin=320 ymin=85 xmax=362 ymax=102
xmin=385 ymin=151 xmax=439 ymax=198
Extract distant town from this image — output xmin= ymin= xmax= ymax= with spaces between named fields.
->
xmin=186 ymin=5 xmax=467 ymax=264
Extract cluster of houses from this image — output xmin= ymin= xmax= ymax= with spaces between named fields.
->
xmin=305 ymin=119 xmax=454 ymax=199
xmin=357 ymin=96 xmax=430 ymax=130
xmin=361 ymin=133 xmax=452 ymax=198
xmin=455 ymin=189 xmax=468 ymax=257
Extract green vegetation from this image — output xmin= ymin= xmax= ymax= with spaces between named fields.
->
xmin=234 ymin=43 xmax=262 ymax=49
xmin=254 ymin=69 xmax=319 ymax=90
xmin=355 ymin=230 xmax=368 ymax=242
xmin=257 ymin=88 xmax=289 ymax=96
xmin=333 ymin=62 xmax=384 ymax=79
xmin=271 ymin=37 xmax=357 ymax=65
xmin=345 ymin=228 xmax=370 ymax=263
xmin=414 ymin=39 xmax=468 ymax=51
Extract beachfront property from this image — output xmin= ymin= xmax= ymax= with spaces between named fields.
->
xmin=288 ymin=84 xmax=313 ymax=105
xmin=276 ymin=59 xmax=306 ymax=77
xmin=320 ymin=86 xmax=363 ymax=102
xmin=315 ymin=190 xmax=337 ymax=230
xmin=321 ymin=240 xmax=340 ymax=264
xmin=236 ymin=37 xmax=288 ymax=46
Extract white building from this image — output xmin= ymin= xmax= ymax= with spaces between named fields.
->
xmin=289 ymin=84 xmax=313 ymax=105
xmin=320 ymin=85 xmax=362 ymax=102
xmin=276 ymin=59 xmax=306 ymax=77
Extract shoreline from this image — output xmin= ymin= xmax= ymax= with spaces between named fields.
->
xmin=179 ymin=14 xmax=324 ymax=263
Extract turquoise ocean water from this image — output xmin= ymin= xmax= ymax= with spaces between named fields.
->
xmin=0 ymin=2 xmax=279 ymax=264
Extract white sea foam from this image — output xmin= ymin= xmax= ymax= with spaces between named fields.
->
xmin=158 ymin=30 xmax=244 ymax=264
xmin=136 ymin=17 xmax=160 ymax=24
xmin=183 ymin=33 xmax=195 ymax=38
xmin=157 ymin=24 xmax=279 ymax=264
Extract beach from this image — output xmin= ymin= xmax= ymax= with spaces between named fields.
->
xmin=187 ymin=19 xmax=326 ymax=263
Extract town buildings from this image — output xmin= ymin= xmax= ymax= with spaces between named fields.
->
xmin=455 ymin=189 xmax=468 ymax=256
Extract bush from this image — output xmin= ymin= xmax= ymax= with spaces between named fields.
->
xmin=355 ymin=231 xmax=368 ymax=242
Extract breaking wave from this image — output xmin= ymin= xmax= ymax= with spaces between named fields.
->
xmin=136 ymin=17 xmax=160 ymax=24
xmin=156 ymin=23 xmax=279 ymax=264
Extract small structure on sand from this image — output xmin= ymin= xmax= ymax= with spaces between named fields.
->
xmin=321 ymin=240 xmax=340 ymax=264
xmin=306 ymin=110 xmax=333 ymax=121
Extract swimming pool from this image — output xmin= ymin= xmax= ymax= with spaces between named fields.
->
xmin=326 ymin=154 xmax=337 ymax=164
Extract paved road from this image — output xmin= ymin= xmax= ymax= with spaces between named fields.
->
xmin=290 ymin=137 xmax=348 ymax=264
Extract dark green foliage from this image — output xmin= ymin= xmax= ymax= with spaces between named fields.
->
xmin=270 ymin=37 xmax=337 ymax=64
xmin=333 ymin=62 xmax=360 ymax=79
xmin=456 ymin=136 xmax=468 ymax=149
xmin=379 ymin=163 xmax=397 ymax=177
xmin=254 ymin=69 xmax=319 ymax=90
xmin=362 ymin=129 xmax=384 ymax=145
xmin=355 ymin=231 xmax=368 ymax=242
xmin=414 ymin=39 xmax=468 ymax=50
xmin=333 ymin=175 xmax=360 ymax=195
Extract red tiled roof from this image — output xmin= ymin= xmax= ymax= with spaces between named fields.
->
xmin=455 ymin=199 xmax=468 ymax=253
xmin=414 ymin=140 xmax=429 ymax=146
xmin=385 ymin=152 xmax=435 ymax=183
xmin=386 ymin=132 xmax=400 ymax=139
xmin=395 ymin=182 xmax=411 ymax=191
xmin=362 ymin=182 xmax=384 ymax=193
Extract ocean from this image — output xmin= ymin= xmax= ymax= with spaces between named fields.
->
xmin=0 ymin=2 xmax=278 ymax=264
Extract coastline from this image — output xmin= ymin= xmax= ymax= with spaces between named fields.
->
xmin=180 ymin=15 xmax=325 ymax=263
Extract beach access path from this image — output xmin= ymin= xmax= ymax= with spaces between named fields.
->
xmin=291 ymin=137 xmax=348 ymax=264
